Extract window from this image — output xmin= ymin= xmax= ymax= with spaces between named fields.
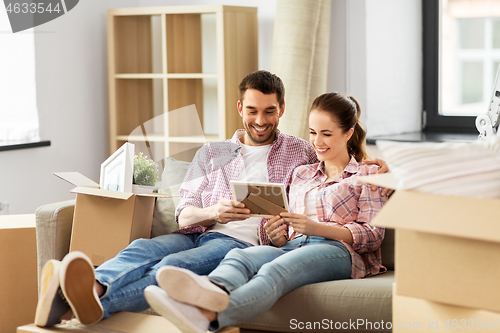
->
xmin=423 ymin=0 xmax=500 ymax=132
xmin=0 ymin=7 xmax=40 ymax=145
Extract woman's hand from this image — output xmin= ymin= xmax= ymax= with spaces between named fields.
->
xmin=280 ymin=212 xmax=321 ymax=237
xmin=264 ymin=215 xmax=288 ymax=247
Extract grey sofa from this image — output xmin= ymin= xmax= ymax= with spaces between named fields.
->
xmin=36 ymin=158 xmax=394 ymax=333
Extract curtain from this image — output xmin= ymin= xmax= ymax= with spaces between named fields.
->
xmin=271 ymin=0 xmax=331 ymax=140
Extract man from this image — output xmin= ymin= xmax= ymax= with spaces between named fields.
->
xmin=34 ymin=70 xmax=323 ymax=327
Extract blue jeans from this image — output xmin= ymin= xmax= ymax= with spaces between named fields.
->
xmin=94 ymin=232 xmax=252 ymax=318
xmin=208 ymin=235 xmax=352 ymax=330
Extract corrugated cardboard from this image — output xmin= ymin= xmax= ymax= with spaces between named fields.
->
xmin=17 ymin=312 xmax=240 ymax=333
xmin=54 ymin=172 xmax=170 ymax=266
xmin=0 ymin=215 xmax=38 ymax=333
xmin=360 ymin=173 xmax=500 ymax=313
xmin=393 ymin=284 xmax=500 ymax=332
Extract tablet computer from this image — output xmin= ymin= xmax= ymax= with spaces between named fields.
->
xmin=230 ymin=181 xmax=289 ymax=218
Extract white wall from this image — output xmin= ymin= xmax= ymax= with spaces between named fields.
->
xmin=328 ymin=0 xmax=422 ymax=137
xmin=1 ymin=0 xmax=422 ymax=214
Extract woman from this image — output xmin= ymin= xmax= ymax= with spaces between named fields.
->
xmin=144 ymin=92 xmax=388 ymax=333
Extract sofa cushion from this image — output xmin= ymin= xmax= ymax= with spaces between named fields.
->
xmin=237 ymin=271 xmax=394 ymax=333
xmin=151 ymin=157 xmax=191 ymax=238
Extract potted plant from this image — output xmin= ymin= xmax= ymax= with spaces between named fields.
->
xmin=132 ymin=152 xmax=159 ymax=194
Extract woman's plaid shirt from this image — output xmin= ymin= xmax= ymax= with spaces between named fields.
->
xmin=288 ymin=157 xmax=388 ymax=279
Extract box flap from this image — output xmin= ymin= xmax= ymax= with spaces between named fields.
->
xmin=357 ymin=172 xmax=398 ymax=190
xmin=71 ymin=186 xmax=133 ymax=200
xmin=54 ymin=172 xmax=100 ymax=188
xmin=371 ymin=190 xmax=500 ymax=243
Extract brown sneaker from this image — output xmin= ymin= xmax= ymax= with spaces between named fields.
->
xmin=34 ymin=260 xmax=70 ymax=327
xmin=59 ymin=251 xmax=103 ymax=325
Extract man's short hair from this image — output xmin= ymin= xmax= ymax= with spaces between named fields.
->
xmin=238 ymin=70 xmax=285 ymax=107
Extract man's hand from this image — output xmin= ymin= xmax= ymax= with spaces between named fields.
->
xmin=211 ymin=199 xmax=250 ymax=224
xmin=280 ymin=212 xmax=320 ymax=236
xmin=363 ymin=157 xmax=394 ymax=197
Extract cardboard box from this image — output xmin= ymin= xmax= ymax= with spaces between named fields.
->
xmin=360 ymin=173 xmax=500 ymax=313
xmin=393 ymin=284 xmax=500 ymax=332
xmin=54 ymin=172 xmax=169 ymax=266
xmin=17 ymin=312 xmax=240 ymax=333
xmin=0 ymin=215 xmax=38 ymax=333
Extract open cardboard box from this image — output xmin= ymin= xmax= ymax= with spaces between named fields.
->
xmin=359 ymin=173 xmax=500 ymax=314
xmin=54 ymin=172 xmax=171 ymax=266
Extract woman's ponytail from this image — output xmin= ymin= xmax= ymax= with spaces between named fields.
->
xmin=346 ymin=96 xmax=367 ymax=162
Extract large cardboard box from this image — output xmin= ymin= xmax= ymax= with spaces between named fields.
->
xmin=393 ymin=284 xmax=500 ymax=332
xmin=17 ymin=312 xmax=240 ymax=333
xmin=54 ymin=172 xmax=169 ymax=266
xmin=360 ymin=173 xmax=500 ymax=313
xmin=0 ymin=214 xmax=38 ymax=333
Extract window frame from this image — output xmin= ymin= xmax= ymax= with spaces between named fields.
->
xmin=422 ymin=0 xmax=478 ymax=133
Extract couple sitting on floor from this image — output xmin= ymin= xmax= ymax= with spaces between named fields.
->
xmin=35 ymin=70 xmax=389 ymax=333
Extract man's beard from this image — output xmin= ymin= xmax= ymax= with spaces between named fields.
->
xmin=244 ymin=123 xmax=277 ymax=144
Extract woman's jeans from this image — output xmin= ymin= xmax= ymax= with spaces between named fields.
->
xmin=94 ymin=232 xmax=252 ymax=318
xmin=208 ymin=235 xmax=352 ymax=330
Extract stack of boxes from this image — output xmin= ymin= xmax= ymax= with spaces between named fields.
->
xmin=363 ymin=174 xmax=500 ymax=331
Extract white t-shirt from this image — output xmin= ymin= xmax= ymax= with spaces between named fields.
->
xmin=289 ymin=187 xmax=319 ymax=239
xmin=304 ymin=187 xmax=320 ymax=222
xmin=209 ymin=142 xmax=271 ymax=245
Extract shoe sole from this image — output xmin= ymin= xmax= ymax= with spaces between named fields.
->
xmin=144 ymin=286 xmax=204 ymax=333
xmin=60 ymin=252 xmax=103 ymax=325
xmin=157 ymin=267 xmax=229 ymax=312
xmin=34 ymin=260 xmax=70 ymax=327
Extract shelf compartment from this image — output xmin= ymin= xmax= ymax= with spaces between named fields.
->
xmin=167 ymin=79 xmax=203 ymax=137
xmin=115 ymin=79 xmax=164 ymax=137
xmin=112 ymin=15 xmax=163 ymax=74
xmin=128 ymin=140 xmax=166 ymax=171
xmin=169 ymin=142 xmax=206 ymax=162
xmin=165 ymin=14 xmax=202 ymax=74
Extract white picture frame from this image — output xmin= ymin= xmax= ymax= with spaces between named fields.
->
xmin=100 ymin=142 xmax=135 ymax=192
xmin=230 ymin=181 xmax=289 ymax=218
